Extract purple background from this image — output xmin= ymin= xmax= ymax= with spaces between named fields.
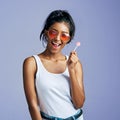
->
xmin=0 ymin=0 xmax=120 ymax=119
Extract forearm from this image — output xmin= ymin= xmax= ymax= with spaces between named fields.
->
xmin=69 ymin=69 xmax=85 ymax=109
xmin=29 ymin=105 xmax=42 ymax=120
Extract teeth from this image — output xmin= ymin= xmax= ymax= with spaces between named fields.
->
xmin=52 ymin=42 xmax=60 ymax=46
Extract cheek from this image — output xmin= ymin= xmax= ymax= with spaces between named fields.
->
xmin=61 ymin=42 xmax=67 ymax=48
xmin=62 ymin=39 xmax=70 ymax=45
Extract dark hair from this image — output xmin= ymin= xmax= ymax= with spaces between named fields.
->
xmin=40 ymin=10 xmax=75 ymax=44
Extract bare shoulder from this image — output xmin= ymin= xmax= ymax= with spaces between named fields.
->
xmin=23 ymin=56 xmax=36 ymax=72
xmin=23 ymin=56 xmax=35 ymax=65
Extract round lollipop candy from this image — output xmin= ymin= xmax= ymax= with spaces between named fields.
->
xmin=73 ymin=42 xmax=80 ymax=51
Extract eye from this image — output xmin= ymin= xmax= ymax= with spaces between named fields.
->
xmin=61 ymin=33 xmax=70 ymax=41
xmin=48 ymin=30 xmax=57 ymax=39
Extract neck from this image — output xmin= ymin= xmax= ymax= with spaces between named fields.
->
xmin=41 ymin=50 xmax=66 ymax=61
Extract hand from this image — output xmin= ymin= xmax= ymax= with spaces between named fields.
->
xmin=67 ymin=51 xmax=79 ymax=69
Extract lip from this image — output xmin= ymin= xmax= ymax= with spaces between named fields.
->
xmin=51 ymin=41 xmax=61 ymax=49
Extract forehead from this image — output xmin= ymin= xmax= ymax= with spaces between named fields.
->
xmin=49 ymin=22 xmax=69 ymax=33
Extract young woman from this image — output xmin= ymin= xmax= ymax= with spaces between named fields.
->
xmin=23 ymin=10 xmax=85 ymax=120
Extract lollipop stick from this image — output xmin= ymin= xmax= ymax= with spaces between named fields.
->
xmin=73 ymin=46 xmax=78 ymax=51
xmin=73 ymin=42 xmax=80 ymax=51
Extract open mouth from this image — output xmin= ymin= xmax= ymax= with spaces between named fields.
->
xmin=51 ymin=41 xmax=61 ymax=47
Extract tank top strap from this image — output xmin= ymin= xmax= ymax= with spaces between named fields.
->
xmin=32 ymin=55 xmax=42 ymax=75
xmin=33 ymin=54 xmax=39 ymax=60
xmin=33 ymin=55 xmax=40 ymax=66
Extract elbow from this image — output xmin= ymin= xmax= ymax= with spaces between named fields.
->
xmin=27 ymin=100 xmax=39 ymax=112
xmin=74 ymin=96 xmax=85 ymax=109
xmin=74 ymin=103 xmax=84 ymax=109
xmin=28 ymin=104 xmax=38 ymax=112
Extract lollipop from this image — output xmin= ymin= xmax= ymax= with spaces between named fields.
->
xmin=73 ymin=42 xmax=80 ymax=51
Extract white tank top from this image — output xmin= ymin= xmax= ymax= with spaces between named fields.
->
xmin=33 ymin=55 xmax=83 ymax=119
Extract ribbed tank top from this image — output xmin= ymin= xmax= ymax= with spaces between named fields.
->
xmin=33 ymin=55 xmax=83 ymax=119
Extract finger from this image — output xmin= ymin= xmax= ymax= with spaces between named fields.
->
xmin=71 ymin=51 xmax=76 ymax=54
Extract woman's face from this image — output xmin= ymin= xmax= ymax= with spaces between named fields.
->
xmin=46 ymin=22 xmax=70 ymax=54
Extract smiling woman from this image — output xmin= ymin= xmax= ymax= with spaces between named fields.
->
xmin=44 ymin=22 xmax=70 ymax=52
xmin=23 ymin=10 xmax=85 ymax=120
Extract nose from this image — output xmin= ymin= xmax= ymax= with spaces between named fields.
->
xmin=55 ymin=33 xmax=61 ymax=41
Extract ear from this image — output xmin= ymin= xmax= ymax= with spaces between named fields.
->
xmin=44 ymin=30 xmax=48 ymax=36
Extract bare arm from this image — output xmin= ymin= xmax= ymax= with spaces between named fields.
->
xmin=23 ymin=57 xmax=42 ymax=120
xmin=67 ymin=51 xmax=85 ymax=109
